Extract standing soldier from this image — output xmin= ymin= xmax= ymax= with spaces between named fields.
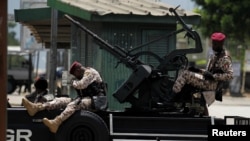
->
xmin=172 ymin=32 xmax=233 ymax=115
xmin=22 ymin=61 xmax=107 ymax=133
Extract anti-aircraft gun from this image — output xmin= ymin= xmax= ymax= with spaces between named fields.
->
xmin=7 ymin=6 xmax=250 ymax=141
xmin=65 ymin=6 xmax=204 ymax=114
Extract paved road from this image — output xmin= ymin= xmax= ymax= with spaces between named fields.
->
xmin=208 ymin=94 xmax=250 ymax=118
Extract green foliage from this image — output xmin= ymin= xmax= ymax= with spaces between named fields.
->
xmin=191 ymin=0 xmax=250 ymax=43
xmin=8 ymin=21 xmax=20 ymax=45
xmin=191 ymin=0 xmax=250 ymax=71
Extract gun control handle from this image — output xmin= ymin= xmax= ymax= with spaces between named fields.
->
xmin=169 ymin=7 xmax=194 ymax=37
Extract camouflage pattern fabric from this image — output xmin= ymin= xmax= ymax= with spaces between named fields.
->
xmin=173 ymin=53 xmax=233 ymax=93
xmin=44 ymin=97 xmax=91 ymax=121
xmin=72 ymin=67 xmax=102 ymax=89
xmin=43 ymin=67 xmax=101 ymax=122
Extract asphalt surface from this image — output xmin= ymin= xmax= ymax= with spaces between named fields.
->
xmin=7 ymin=87 xmax=250 ymax=119
xmin=208 ymin=94 xmax=250 ymax=118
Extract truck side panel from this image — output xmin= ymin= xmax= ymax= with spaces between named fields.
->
xmin=7 ymin=107 xmax=59 ymax=141
xmin=109 ymin=113 xmax=225 ymax=140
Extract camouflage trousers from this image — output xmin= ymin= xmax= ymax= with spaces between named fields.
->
xmin=43 ymin=97 xmax=92 ymax=121
xmin=173 ymin=70 xmax=218 ymax=93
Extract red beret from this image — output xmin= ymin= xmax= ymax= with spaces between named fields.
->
xmin=211 ymin=32 xmax=226 ymax=41
xmin=69 ymin=61 xmax=81 ymax=74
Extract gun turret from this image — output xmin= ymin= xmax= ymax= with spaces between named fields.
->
xmin=157 ymin=6 xmax=203 ymax=72
xmin=65 ymin=6 xmax=204 ymax=111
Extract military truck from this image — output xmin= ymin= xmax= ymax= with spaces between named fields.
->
xmin=7 ymin=7 xmax=249 ymax=141
xmin=7 ymin=46 xmax=31 ymax=94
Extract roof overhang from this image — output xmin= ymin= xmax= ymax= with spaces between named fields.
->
xmin=15 ymin=0 xmax=201 ymax=48
xmin=47 ymin=0 xmax=201 ymax=24
xmin=15 ymin=7 xmax=71 ymax=48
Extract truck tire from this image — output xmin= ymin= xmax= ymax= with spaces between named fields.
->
xmin=55 ymin=110 xmax=110 ymax=141
xmin=7 ymin=76 xmax=16 ymax=94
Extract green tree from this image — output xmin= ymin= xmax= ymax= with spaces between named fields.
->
xmin=8 ymin=21 xmax=20 ymax=45
xmin=191 ymin=0 xmax=250 ymax=43
xmin=191 ymin=0 xmax=250 ymax=65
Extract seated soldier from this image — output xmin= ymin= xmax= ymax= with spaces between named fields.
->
xmin=22 ymin=61 xmax=107 ymax=133
xmin=172 ymin=32 xmax=233 ymax=115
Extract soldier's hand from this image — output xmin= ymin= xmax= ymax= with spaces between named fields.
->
xmin=203 ymin=71 xmax=214 ymax=80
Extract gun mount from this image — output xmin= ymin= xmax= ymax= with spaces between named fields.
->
xmin=65 ymin=6 xmax=205 ymax=115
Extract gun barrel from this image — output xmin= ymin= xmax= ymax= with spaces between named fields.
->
xmin=64 ymin=14 xmax=127 ymax=60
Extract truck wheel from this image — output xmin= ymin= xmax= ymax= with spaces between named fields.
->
xmin=7 ymin=77 xmax=16 ymax=94
xmin=55 ymin=110 xmax=110 ymax=141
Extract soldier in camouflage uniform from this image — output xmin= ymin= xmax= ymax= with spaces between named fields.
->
xmin=172 ymin=32 xmax=233 ymax=114
xmin=22 ymin=61 xmax=105 ymax=133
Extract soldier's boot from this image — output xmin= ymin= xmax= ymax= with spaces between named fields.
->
xmin=22 ymin=98 xmax=45 ymax=116
xmin=43 ymin=116 xmax=62 ymax=133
